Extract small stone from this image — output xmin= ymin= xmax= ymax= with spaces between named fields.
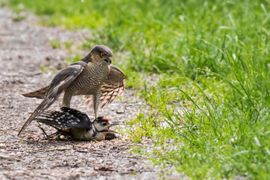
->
xmin=116 ymin=108 xmax=125 ymax=114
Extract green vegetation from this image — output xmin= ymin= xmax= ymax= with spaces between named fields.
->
xmin=9 ymin=0 xmax=270 ymax=179
xmin=49 ymin=39 xmax=61 ymax=49
xmin=11 ymin=13 xmax=26 ymax=22
xmin=49 ymin=39 xmax=73 ymax=51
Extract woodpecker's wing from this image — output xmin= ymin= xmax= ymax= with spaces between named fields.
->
xmin=85 ymin=65 xmax=126 ymax=108
xmin=18 ymin=62 xmax=87 ymax=136
xmin=34 ymin=107 xmax=91 ymax=129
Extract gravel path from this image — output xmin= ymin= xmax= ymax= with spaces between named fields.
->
xmin=0 ymin=8 xmax=164 ymax=179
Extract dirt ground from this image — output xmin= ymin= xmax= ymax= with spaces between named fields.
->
xmin=0 ymin=7 xmax=184 ymax=179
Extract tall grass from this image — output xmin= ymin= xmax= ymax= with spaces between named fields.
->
xmin=8 ymin=0 xmax=270 ymax=178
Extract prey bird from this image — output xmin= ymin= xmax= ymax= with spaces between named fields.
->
xmin=19 ymin=45 xmax=125 ymax=136
xmin=35 ymin=107 xmax=118 ymax=141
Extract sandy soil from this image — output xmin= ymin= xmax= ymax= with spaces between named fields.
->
xmin=0 ymin=7 xmax=171 ymax=179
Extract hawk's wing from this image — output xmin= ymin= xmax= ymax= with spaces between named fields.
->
xmin=18 ymin=61 xmax=87 ymax=136
xmin=85 ymin=65 xmax=126 ymax=108
xmin=22 ymin=61 xmax=87 ymax=99
xmin=35 ymin=107 xmax=91 ymax=129
xmin=46 ymin=61 xmax=87 ymax=97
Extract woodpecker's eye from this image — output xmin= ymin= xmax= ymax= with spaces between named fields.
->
xmin=102 ymin=122 xmax=108 ymax=126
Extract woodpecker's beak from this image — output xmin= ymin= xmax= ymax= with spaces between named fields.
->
xmin=107 ymin=122 xmax=119 ymax=134
xmin=109 ymin=122 xmax=119 ymax=128
xmin=107 ymin=129 xmax=119 ymax=134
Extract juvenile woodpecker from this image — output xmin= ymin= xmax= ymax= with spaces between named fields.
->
xmin=19 ymin=45 xmax=125 ymax=136
xmin=34 ymin=107 xmax=118 ymax=141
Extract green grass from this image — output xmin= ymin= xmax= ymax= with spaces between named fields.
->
xmin=8 ymin=0 xmax=270 ymax=179
xmin=49 ymin=39 xmax=61 ymax=49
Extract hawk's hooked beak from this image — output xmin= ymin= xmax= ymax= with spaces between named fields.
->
xmin=105 ymin=57 xmax=112 ymax=64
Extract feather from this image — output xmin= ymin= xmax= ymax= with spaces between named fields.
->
xmin=85 ymin=65 xmax=125 ymax=109
xmin=22 ymin=86 xmax=49 ymax=99
xmin=35 ymin=107 xmax=91 ymax=129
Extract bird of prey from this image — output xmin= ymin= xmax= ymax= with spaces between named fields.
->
xmin=35 ymin=107 xmax=118 ymax=141
xmin=19 ymin=45 xmax=125 ymax=136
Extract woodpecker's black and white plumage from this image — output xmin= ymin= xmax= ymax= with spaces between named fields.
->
xmin=34 ymin=107 xmax=118 ymax=141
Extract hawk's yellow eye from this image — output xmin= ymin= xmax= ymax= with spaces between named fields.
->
xmin=100 ymin=52 xmax=105 ymax=57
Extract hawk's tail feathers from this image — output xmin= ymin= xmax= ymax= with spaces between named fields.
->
xmin=22 ymin=86 xmax=49 ymax=99
xmin=18 ymin=96 xmax=57 ymax=136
